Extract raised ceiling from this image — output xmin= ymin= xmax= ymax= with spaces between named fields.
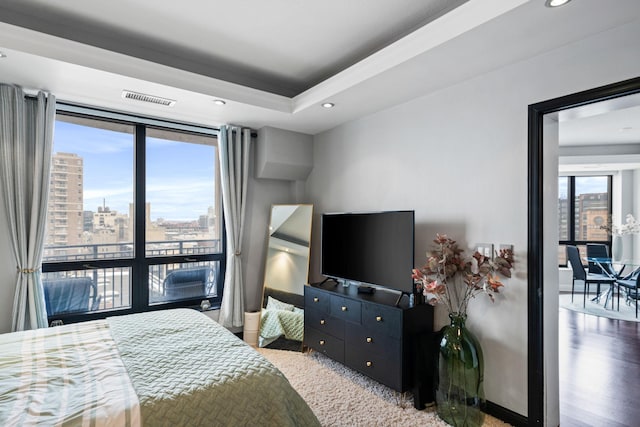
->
xmin=0 ymin=0 xmax=467 ymax=97
xmin=0 ymin=0 xmax=639 ymax=136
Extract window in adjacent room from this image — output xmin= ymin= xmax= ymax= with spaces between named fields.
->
xmin=42 ymin=108 xmax=224 ymax=322
xmin=558 ymin=175 xmax=612 ymax=266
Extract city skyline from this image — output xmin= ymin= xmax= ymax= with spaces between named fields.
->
xmin=54 ymin=120 xmax=217 ymax=221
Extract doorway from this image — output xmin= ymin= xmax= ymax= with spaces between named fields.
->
xmin=527 ymin=76 xmax=640 ymax=426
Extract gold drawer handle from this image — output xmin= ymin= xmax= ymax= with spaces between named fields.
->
xmin=319 ymin=340 xmax=325 ymax=346
xmin=313 ymin=297 xmax=319 ymax=302
xmin=320 ymin=319 xmax=325 ymax=325
xmin=341 ymin=306 xmax=347 ymax=312
xmin=376 ymin=316 xmax=382 ymax=322
xmin=366 ymin=361 xmax=372 ymax=367
xmin=366 ymin=337 xmax=372 ymax=343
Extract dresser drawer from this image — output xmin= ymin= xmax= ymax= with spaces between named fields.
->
xmin=362 ymin=303 xmax=402 ymax=338
xmin=330 ymin=296 xmax=361 ymax=323
xmin=345 ymin=323 xmax=401 ymax=359
xmin=305 ymin=327 xmax=344 ymax=362
xmin=345 ymin=347 xmax=402 ymax=391
xmin=305 ymin=287 xmax=331 ymax=313
xmin=306 ymin=308 xmax=345 ymax=339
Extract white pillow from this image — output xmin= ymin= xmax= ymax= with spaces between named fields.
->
xmin=266 ymin=295 xmax=295 ymax=311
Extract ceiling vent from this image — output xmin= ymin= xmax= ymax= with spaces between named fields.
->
xmin=121 ymin=90 xmax=176 ymax=107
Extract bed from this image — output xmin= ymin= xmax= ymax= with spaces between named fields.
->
xmin=0 ymin=308 xmax=320 ymax=426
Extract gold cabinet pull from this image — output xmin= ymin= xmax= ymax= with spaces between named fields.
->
xmin=341 ymin=306 xmax=347 ymax=311
xmin=376 ymin=316 xmax=382 ymax=322
xmin=320 ymin=319 xmax=325 ymax=325
xmin=313 ymin=297 xmax=319 ymax=303
xmin=366 ymin=337 xmax=372 ymax=343
xmin=319 ymin=340 xmax=325 ymax=346
xmin=366 ymin=361 xmax=372 ymax=367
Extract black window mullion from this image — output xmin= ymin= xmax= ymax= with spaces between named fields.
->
xmin=568 ymin=176 xmax=575 ymax=243
xmin=133 ymin=124 xmax=147 ymax=312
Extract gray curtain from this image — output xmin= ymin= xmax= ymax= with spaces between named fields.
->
xmin=0 ymin=84 xmax=56 ymax=331
xmin=217 ymin=125 xmax=251 ymax=328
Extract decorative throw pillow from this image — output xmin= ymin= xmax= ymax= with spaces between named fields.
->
xmin=266 ymin=296 xmax=295 ymax=311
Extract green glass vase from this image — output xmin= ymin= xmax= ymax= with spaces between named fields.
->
xmin=435 ymin=313 xmax=485 ymax=427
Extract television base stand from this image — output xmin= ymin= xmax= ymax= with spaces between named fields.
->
xmin=395 ymin=291 xmax=410 ymax=307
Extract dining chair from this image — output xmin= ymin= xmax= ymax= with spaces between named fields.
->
xmin=615 ymin=270 xmax=639 ymax=318
xmin=566 ymin=245 xmax=616 ymax=307
xmin=586 ymin=243 xmax=616 ymax=276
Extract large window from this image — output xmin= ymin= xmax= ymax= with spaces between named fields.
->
xmin=558 ymin=175 xmax=611 ymax=266
xmin=42 ymin=108 xmax=224 ymax=323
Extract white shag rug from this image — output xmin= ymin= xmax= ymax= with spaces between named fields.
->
xmin=559 ymin=292 xmax=639 ymax=322
xmin=257 ymin=347 xmax=512 ymax=427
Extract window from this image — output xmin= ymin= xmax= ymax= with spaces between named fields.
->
xmin=558 ymin=175 xmax=611 ymax=266
xmin=42 ymin=108 xmax=224 ymax=322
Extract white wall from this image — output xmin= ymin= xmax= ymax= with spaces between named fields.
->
xmin=306 ymin=20 xmax=640 ymax=419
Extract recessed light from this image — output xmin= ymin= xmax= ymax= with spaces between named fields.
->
xmin=620 ymin=126 xmax=634 ymax=132
xmin=545 ymin=0 xmax=571 ymax=7
xmin=213 ymin=99 xmax=226 ymax=106
xmin=321 ymin=102 xmax=335 ymax=109
xmin=0 ymin=52 xmax=7 ymax=59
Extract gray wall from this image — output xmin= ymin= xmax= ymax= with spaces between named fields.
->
xmin=306 ymin=19 xmax=640 ymax=420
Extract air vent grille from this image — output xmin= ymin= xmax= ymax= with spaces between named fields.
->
xmin=121 ymin=90 xmax=176 ymax=107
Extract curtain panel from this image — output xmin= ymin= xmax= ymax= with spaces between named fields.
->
xmin=0 ymin=84 xmax=56 ymax=331
xmin=217 ymin=125 xmax=251 ymax=328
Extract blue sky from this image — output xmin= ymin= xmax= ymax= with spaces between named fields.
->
xmin=54 ymin=120 xmax=216 ymax=221
xmin=558 ymin=175 xmax=608 ymax=199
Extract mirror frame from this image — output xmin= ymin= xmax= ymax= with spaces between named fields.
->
xmin=258 ymin=204 xmax=313 ymax=348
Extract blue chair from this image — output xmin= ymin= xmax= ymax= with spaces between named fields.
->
xmin=163 ymin=266 xmax=213 ymax=300
xmin=43 ymin=277 xmax=101 ymax=316
xmin=615 ymin=270 xmax=639 ymax=317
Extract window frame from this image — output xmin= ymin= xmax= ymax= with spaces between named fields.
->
xmin=558 ymin=174 xmax=612 ymax=267
xmin=43 ymin=104 xmax=226 ymax=324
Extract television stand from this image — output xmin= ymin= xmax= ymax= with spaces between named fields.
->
xmin=394 ymin=291 xmax=410 ymax=307
xmin=314 ymin=277 xmax=338 ymax=287
xmin=304 ymin=282 xmax=434 ymax=409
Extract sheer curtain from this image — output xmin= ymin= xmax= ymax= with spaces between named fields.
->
xmin=0 ymin=84 xmax=56 ymax=331
xmin=217 ymin=125 xmax=251 ymax=328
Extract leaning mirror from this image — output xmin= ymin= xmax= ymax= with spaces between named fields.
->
xmin=259 ymin=204 xmax=313 ymax=349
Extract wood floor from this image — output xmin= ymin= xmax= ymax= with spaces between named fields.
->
xmin=559 ymin=306 xmax=640 ymax=427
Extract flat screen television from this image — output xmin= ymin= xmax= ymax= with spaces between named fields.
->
xmin=321 ymin=210 xmax=415 ymax=294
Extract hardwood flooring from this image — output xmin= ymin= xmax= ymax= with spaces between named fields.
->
xmin=559 ymin=306 xmax=640 ymax=427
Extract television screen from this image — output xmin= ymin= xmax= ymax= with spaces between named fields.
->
xmin=321 ymin=211 xmax=415 ymax=293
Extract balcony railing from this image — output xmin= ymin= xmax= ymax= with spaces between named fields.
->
xmin=42 ymin=239 xmax=222 ymax=315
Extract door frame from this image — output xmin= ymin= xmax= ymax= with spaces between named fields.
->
xmin=527 ymin=75 xmax=640 ymax=425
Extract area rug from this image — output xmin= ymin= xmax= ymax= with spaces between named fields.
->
xmin=257 ymin=347 xmax=511 ymax=427
xmin=559 ymin=292 xmax=639 ymax=322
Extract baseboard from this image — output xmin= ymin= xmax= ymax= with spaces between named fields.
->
xmin=485 ymin=400 xmax=528 ymax=427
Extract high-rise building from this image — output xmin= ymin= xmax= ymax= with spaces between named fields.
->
xmin=576 ymin=192 xmax=609 ymax=241
xmin=46 ymin=152 xmax=84 ymax=247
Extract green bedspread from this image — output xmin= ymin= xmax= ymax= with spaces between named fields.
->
xmin=0 ymin=309 xmax=319 ymax=427
xmin=107 ymin=309 xmax=319 ymax=426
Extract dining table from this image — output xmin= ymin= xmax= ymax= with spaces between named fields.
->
xmin=586 ymin=257 xmax=640 ymax=309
